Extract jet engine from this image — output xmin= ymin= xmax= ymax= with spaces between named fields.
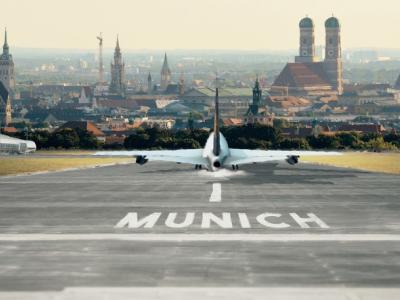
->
xmin=286 ymin=155 xmax=300 ymax=165
xmin=136 ymin=155 xmax=148 ymax=165
xmin=213 ymin=161 xmax=221 ymax=168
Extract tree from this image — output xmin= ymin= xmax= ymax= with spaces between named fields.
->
xmin=174 ymin=138 xmax=201 ymax=149
xmin=222 ymin=124 xmax=281 ymax=149
xmin=75 ymin=128 xmax=99 ymax=149
xmin=273 ymin=118 xmax=289 ymax=128
xmin=384 ymin=132 xmax=400 ymax=148
xmin=365 ymin=137 xmax=397 ymax=152
xmin=361 ymin=133 xmax=380 ymax=143
xmin=48 ymin=128 xmax=79 ymax=149
xmin=124 ymin=131 xmax=151 ymax=149
xmin=307 ymin=135 xmax=340 ymax=149
xmin=279 ymin=138 xmax=310 ymax=150
xmin=336 ymin=132 xmax=363 ymax=149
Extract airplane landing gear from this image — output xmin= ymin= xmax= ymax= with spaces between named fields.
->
xmin=232 ymin=165 xmax=239 ymax=171
xmin=195 ymin=164 xmax=202 ymax=170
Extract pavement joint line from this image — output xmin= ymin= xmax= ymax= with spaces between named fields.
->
xmin=1 ymin=234 xmax=400 ymax=242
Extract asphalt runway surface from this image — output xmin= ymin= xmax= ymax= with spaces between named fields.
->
xmin=0 ymin=161 xmax=399 ymax=299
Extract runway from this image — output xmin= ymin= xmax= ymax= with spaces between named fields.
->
xmin=0 ymin=161 xmax=399 ymax=299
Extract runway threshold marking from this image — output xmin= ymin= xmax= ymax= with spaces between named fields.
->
xmin=1 ymin=234 xmax=400 ymax=242
xmin=209 ymin=183 xmax=221 ymax=202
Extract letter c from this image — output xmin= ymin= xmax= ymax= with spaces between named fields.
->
xmin=256 ymin=213 xmax=290 ymax=228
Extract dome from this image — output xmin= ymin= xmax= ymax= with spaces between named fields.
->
xmin=325 ymin=17 xmax=340 ymax=28
xmin=299 ymin=17 xmax=314 ymax=28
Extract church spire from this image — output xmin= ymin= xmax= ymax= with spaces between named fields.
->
xmin=115 ymin=35 xmax=121 ymax=55
xmin=3 ymin=28 xmax=9 ymax=55
xmin=252 ymin=76 xmax=262 ymax=106
xmin=109 ymin=35 xmax=125 ymax=96
xmin=160 ymin=52 xmax=171 ymax=91
xmin=255 ymin=75 xmax=260 ymax=88
xmin=161 ymin=52 xmax=170 ymax=74
xmin=116 ymin=35 xmax=120 ymax=49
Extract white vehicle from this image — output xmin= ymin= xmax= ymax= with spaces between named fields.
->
xmin=94 ymin=89 xmax=340 ymax=171
xmin=0 ymin=133 xmax=37 ymax=154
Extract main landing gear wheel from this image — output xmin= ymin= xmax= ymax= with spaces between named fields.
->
xmin=232 ymin=165 xmax=239 ymax=171
xmin=195 ymin=164 xmax=202 ymax=170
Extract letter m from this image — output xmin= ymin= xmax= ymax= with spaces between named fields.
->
xmin=114 ymin=212 xmax=162 ymax=229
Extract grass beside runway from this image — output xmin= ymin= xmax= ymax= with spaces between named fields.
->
xmin=302 ymin=152 xmax=400 ymax=175
xmin=2 ymin=151 xmax=399 ymax=176
xmin=36 ymin=150 xmax=95 ymax=155
xmin=0 ymin=156 xmax=133 ymax=176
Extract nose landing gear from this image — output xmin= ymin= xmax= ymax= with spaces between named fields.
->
xmin=231 ymin=164 xmax=239 ymax=171
xmin=195 ymin=164 xmax=202 ymax=170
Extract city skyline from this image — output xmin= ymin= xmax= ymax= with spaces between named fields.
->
xmin=2 ymin=0 xmax=400 ymax=50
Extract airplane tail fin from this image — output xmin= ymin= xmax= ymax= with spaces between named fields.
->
xmin=213 ymin=87 xmax=220 ymax=156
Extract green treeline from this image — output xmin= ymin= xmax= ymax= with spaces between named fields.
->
xmin=11 ymin=128 xmax=100 ymax=150
xmin=125 ymin=125 xmax=399 ymax=151
xmin=5 ymin=124 xmax=400 ymax=151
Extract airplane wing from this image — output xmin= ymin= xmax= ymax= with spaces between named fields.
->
xmin=224 ymin=149 xmax=341 ymax=166
xmin=93 ymin=149 xmax=207 ymax=165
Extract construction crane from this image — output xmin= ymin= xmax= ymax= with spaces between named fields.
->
xmin=97 ymin=33 xmax=104 ymax=83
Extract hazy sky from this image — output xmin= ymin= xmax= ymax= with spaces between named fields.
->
xmin=2 ymin=0 xmax=400 ymax=50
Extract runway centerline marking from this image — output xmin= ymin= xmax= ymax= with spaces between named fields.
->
xmin=209 ymin=183 xmax=222 ymax=202
xmin=1 ymin=234 xmax=400 ymax=242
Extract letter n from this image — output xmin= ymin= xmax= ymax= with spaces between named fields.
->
xmin=201 ymin=213 xmax=233 ymax=229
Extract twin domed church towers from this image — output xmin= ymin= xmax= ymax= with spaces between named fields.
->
xmin=295 ymin=16 xmax=343 ymax=94
xmin=272 ymin=16 xmax=343 ymax=96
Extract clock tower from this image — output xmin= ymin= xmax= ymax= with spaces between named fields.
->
xmin=324 ymin=16 xmax=343 ymax=94
xmin=295 ymin=17 xmax=317 ymax=63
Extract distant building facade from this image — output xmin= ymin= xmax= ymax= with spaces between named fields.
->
xmin=271 ymin=16 xmax=343 ymax=97
xmin=160 ymin=53 xmax=171 ymax=91
xmin=0 ymin=29 xmax=15 ymax=98
xmin=0 ymin=81 xmax=11 ymax=126
xmin=79 ymin=86 xmax=93 ymax=105
xmin=340 ymin=84 xmax=400 ymax=106
xmin=147 ymin=72 xmax=152 ymax=94
xmin=179 ymin=72 xmax=185 ymax=96
xmin=109 ymin=37 xmax=126 ymax=96
xmin=183 ymin=87 xmax=252 ymax=117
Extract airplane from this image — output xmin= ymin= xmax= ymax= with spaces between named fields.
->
xmin=0 ymin=133 xmax=37 ymax=154
xmin=94 ymin=88 xmax=340 ymax=171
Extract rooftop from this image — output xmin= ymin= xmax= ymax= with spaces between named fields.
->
xmin=273 ymin=63 xmax=332 ymax=88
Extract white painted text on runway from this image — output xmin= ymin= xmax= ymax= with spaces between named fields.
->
xmin=115 ymin=212 xmax=329 ymax=229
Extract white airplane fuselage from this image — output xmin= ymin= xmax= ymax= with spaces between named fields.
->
xmin=0 ymin=134 xmax=37 ymax=154
xmin=202 ymin=132 xmax=230 ymax=171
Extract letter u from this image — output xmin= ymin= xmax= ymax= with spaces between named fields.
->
xmin=165 ymin=212 xmax=195 ymax=228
